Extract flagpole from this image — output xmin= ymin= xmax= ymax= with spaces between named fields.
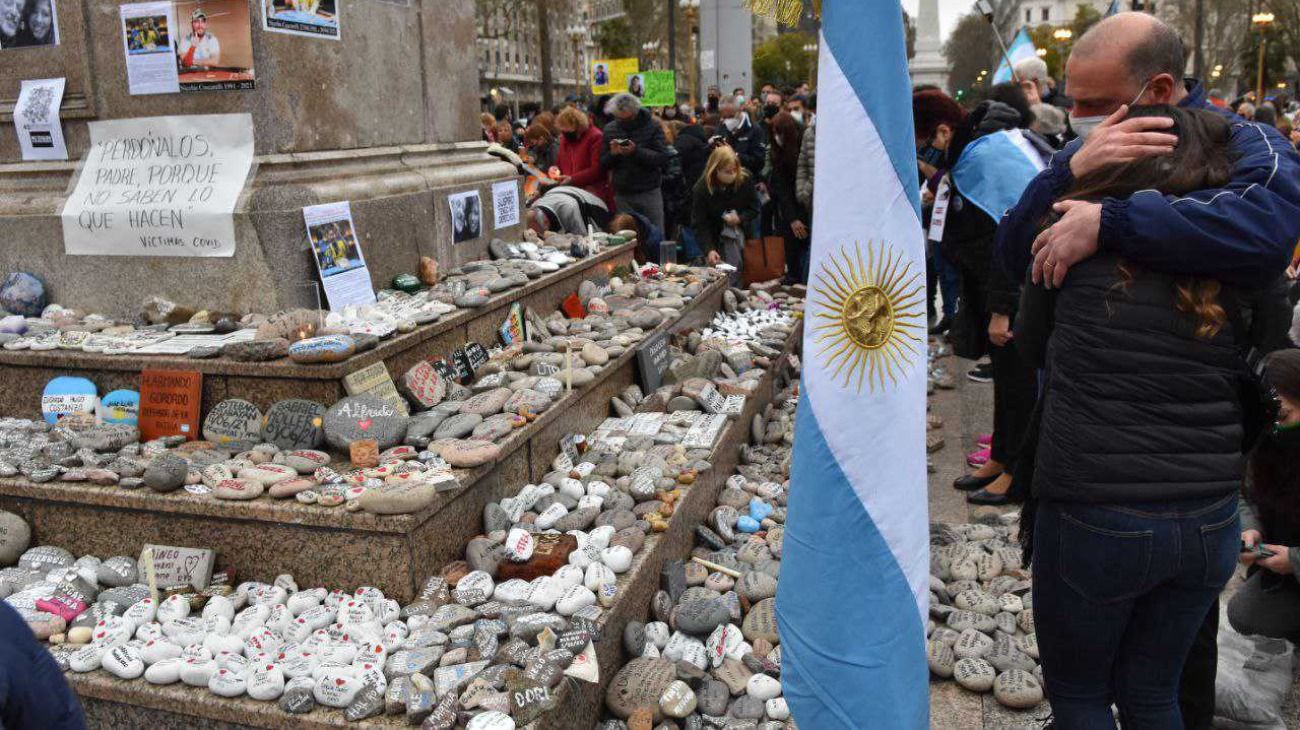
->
xmin=977 ymin=0 xmax=1021 ymax=84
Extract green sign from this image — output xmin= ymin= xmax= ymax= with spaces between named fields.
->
xmin=638 ymin=71 xmax=677 ymax=107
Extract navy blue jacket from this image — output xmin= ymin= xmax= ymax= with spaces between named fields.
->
xmin=0 ymin=603 xmax=85 ymax=729
xmin=994 ymin=81 xmax=1300 ymax=287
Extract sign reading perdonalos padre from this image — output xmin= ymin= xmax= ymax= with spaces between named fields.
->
xmin=61 ymin=113 xmax=255 ymax=257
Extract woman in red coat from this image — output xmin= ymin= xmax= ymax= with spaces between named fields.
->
xmin=554 ymin=107 xmax=614 ymax=210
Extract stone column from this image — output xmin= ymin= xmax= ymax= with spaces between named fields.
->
xmin=0 ymin=0 xmax=522 ymax=316
xmin=910 ymin=0 xmax=948 ymax=91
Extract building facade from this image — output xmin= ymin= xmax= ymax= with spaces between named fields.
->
xmin=478 ymin=0 xmax=612 ymax=110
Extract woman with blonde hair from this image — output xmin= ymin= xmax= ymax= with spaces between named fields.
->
xmin=554 ymin=106 xmax=613 ymax=209
xmin=691 ymin=145 xmax=760 ymax=279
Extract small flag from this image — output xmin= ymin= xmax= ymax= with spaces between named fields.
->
xmin=775 ymin=0 xmax=930 ymax=728
xmin=992 ymin=28 xmax=1038 ymax=85
xmin=951 ymin=129 xmax=1047 ymax=220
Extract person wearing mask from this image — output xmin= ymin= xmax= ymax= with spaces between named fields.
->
xmin=673 ymin=115 xmax=711 ymax=263
xmin=917 ymin=87 xmax=1048 ymax=507
xmin=768 ymin=112 xmax=809 ymax=284
xmin=997 ymin=14 xmax=1300 ymax=728
xmin=716 ymin=96 xmax=767 ymax=186
xmin=522 ymin=124 xmax=560 ymax=172
xmin=600 ymin=93 xmax=671 ymax=232
xmin=706 ymin=86 xmax=721 ymax=115
xmin=1231 ymin=350 xmax=1300 ymax=644
xmin=787 ymin=95 xmax=809 ymax=126
xmin=692 ymin=145 xmax=760 ymax=282
xmin=0 ymin=601 xmax=87 ymax=728
xmin=553 ymin=106 xmax=613 ymax=210
xmin=1014 ymin=57 xmax=1068 ymax=148
xmin=1015 ymin=104 xmax=1291 ymax=729
xmin=762 ymin=91 xmax=784 ymax=123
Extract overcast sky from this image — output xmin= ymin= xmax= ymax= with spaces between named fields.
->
xmin=900 ymin=0 xmax=976 ymax=43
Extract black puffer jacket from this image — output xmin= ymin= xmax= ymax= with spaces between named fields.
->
xmin=600 ymin=109 xmax=670 ymax=195
xmin=1018 ymin=255 xmax=1290 ymax=504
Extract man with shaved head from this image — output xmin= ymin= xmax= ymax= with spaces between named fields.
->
xmin=994 ymin=11 xmax=1300 ymax=730
xmin=997 ymin=11 xmax=1300 ymax=289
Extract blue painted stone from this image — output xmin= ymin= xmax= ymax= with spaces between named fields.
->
xmin=97 ymin=390 xmax=141 ymax=427
xmin=736 ymin=516 xmax=761 ymax=534
xmin=748 ymin=498 xmax=773 ymax=522
xmin=288 ymin=335 xmax=356 ymax=364
xmin=0 ymin=273 xmax=47 ymax=317
xmin=41 ymin=376 xmax=98 ymax=425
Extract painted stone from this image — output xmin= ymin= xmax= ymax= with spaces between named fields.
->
xmin=41 ymin=376 xmax=98 ymax=425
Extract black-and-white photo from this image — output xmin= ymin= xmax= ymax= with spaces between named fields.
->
xmin=449 ymin=190 xmax=482 ymax=244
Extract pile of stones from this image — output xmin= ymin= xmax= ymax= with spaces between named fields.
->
xmin=0 ymin=236 xmax=604 ymax=362
xmin=0 ymin=268 xmax=731 ymax=517
xmin=7 ymin=537 xmax=599 ymax=727
xmin=3 ymin=353 xmax=798 ymax=728
xmin=596 ymin=386 xmax=798 ymax=730
xmin=927 ymin=514 xmax=1045 ymax=710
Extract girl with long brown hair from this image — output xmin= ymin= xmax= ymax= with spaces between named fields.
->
xmin=1017 ymin=105 xmax=1291 ymax=727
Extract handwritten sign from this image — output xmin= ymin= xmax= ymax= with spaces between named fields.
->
xmin=342 ymin=362 xmax=409 ymax=416
xmin=493 ymin=180 xmax=520 ymax=230
xmin=636 ymin=332 xmax=671 ymax=392
xmin=138 ymin=369 xmax=203 ymax=441
xmin=61 ymin=114 xmax=255 ymax=257
xmin=138 ymin=543 xmax=214 ymax=590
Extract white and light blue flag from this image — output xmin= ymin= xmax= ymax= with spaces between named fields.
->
xmin=992 ymin=28 xmax=1038 ymax=84
xmin=952 ymin=128 xmax=1048 ymax=220
xmin=774 ymin=0 xmax=930 ymax=728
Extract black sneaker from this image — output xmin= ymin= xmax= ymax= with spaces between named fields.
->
xmin=928 ymin=315 xmax=951 ymax=335
xmin=966 ymin=363 xmax=993 ymax=383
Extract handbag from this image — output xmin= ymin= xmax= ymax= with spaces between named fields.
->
xmin=743 ymin=236 xmax=785 ymax=286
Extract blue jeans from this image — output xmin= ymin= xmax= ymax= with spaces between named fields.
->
xmin=1032 ymin=495 xmax=1239 ymax=729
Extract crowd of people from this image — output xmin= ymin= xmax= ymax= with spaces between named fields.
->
xmin=919 ymin=11 xmax=1300 ymax=729
xmin=480 ymin=82 xmax=817 ymax=284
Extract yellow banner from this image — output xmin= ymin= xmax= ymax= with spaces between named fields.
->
xmin=591 ymin=58 xmax=639 ymax=95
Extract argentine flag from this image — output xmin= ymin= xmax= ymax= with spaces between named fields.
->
xmin=774 ymin=1 xmax=930 ymax=728
xmin=992 ymin=28 xmax=1038 ymax=85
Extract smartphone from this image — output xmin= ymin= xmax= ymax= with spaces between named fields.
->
xmin=1241 ymin=541 xmax=1278 ymax=559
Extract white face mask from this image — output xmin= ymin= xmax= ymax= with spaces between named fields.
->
xmin=791 ymin=111 xmax=804 ymax=125
xmin=723 ymin=117 xmax=741 ymax=132
xmin=1070 ymin=78 xmax=1154 ymax=141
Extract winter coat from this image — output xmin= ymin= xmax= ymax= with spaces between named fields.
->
xmin=600 ymin=109 xmax=671 ymax=195
xmin=691 ymin=176 xmax=761 ymax=255
xmin=556 ymin=125 xmax=614 ymax=210
xmin=0 ymin=602 xmax=86 ymax=729
xmin=674 ymin=124 xmax=711 ymax=196
xmin=996 ymin=80 xmax=1300 ymax=289
xmin=796 ymin=121 xmax=816 ymax=211
xmin=722 ymin=113 xmax=767 ymax=179
xmin=1016 ymin=257 xmax=1290 ymax=504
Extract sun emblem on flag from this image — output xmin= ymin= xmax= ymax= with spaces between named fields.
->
xmin=811 ymin=242 xmax=925 ymax=393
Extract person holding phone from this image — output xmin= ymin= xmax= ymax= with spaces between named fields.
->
xmin=1230 ymin=349 xmax=1300 ymax=643
xmin=600 ymin=93 xmax=670 ymax=232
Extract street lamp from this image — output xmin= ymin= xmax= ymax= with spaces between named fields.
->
xmin=680 ymin=0 xmax=700 ymax=106
xmin=642 ymin=40 xmax=661 ymax=69
xmin=567 ymin=23 xmax=587 ymax=99
xmin=802 ymin=41 xmax=818 ymax=89
xmin=1254 ymin=12 xmax=1275 ymax=104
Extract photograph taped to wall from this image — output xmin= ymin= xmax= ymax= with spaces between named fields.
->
xmin=0 ymin=0 xmax=59 ymax=49
xmin=175 ymin=0 xmax=255 ymax=91
xmin=449 ymin=190 xmax=483 ymax=244
xmin=262 ymin=0 xmax=338 ymax=39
